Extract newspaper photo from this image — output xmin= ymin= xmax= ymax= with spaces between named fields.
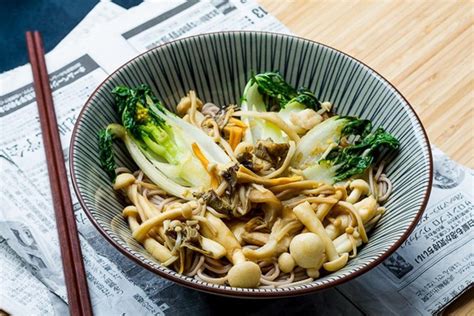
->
xmin=0 ymin=237 xmax=68 ymax=315
xmin=0 ymin=0 xmax=472 ymax=315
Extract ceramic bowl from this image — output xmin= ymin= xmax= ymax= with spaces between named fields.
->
xmin=70 ymin=31 xmax=432 ymax=297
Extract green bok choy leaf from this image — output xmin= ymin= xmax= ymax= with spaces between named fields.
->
xmin=292 ymin=116 xmax=399 ymax=184
xmin=98 ymin=85 xmax=230 ymax=199
xmin=240 ymin=72 xmax=321 ymax=144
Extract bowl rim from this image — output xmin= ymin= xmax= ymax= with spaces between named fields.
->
xmin=69 ymin=30 xmax=433 ymax=298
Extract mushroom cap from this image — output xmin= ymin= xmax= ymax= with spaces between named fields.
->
xmin=113 ymin=173 xmax=136 ymax=190
xmin=122 ymin=205 xmax=138 ymax=218
xmin=176 ymin=96 xmax=191 ymax=116
xmin=306 ymin=268 xmax=320 ymax=279
xmin=181 ymin=203 xmax=193 ymax=219
xmin=289 ymin=233 xmax=325 ymax=269
xmin=349 ymin=179 xmax=370 ymax=194
xmin=278 ymin=252 xmax=296 ymax=273
xmin=227 ymin=261 xmax=261 ymax=288
xmin=334 ymin=185 xmax=348 ymax=200
xmin=176 ymin=95 xmax=203 ymax=116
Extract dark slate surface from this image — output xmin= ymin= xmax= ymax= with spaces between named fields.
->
xmin=0 ymin=0 xmax=142 ymax=73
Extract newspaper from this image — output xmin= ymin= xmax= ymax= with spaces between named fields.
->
xmin=0 ymin=236 xmax=68 ymax=315
xmin=86 ymin=0 xmax=290 ymax=72
xmin=339 ymin=147 xmax=473 ymax=315
xmin=0 ymin=1 xmax=286 ymax=315
xmin=0 ymin=1 xmax=472 ymax=315
xmin=0 ymin=3 xmax=169 ymax=315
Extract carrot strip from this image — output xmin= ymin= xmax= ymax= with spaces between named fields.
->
xmin=192 ymin=143 xmax=219 ymax=189
xmin=225 ymin=126 xmax=244 ymax=151
xmin=229 ymin=117 xmax=247 ymax=128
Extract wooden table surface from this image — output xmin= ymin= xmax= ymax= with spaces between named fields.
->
xmin=258 ymin=0 xmax=474 ymax=314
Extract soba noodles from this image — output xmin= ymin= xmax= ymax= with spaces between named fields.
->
xmin=99 ymin=72 xmax=399 ymax=288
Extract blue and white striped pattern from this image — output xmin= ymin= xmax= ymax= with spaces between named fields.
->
xmin=70 ymin=31 xmax=432 ymax=297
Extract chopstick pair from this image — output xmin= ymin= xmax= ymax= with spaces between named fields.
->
xmin=26 ymin=31 xmax=93 ymax=316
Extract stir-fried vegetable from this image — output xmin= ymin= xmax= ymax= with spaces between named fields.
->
xmin=323 ymin=126 xmax=399 ymax=182
xmin=293 ymin=116 xmax=399 ymax=184
xmin=281 ymin=88 xmax=321 ymax=111
xmin=98 ymin=127 xmax=118 ymax=180
xmin=240 ymin=72 xmax=322 ymax=144
xmin=98 ymin=85 xmax=230 ymax=198
xmin=240 ymin=75 xmax=287 ymax=144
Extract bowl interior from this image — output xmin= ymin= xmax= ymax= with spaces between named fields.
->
xmin=70 ymin=32 xmax=432 ymax=297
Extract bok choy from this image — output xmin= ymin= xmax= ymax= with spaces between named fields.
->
xmin=98 ymin=85 xmax=230 ymax=199
xmin=292 ymin=116 xmax=399 ymax=184
xmin=240 ymin=72 xmax=321 ymax=144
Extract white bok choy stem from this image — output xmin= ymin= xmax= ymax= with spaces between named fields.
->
xmin=240 ymin=80 xmax=288 ymax=144
xmin=106 ymin=124 xmax=194 ymax=199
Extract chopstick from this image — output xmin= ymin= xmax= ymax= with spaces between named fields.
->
xmin=26 ymin=31 xmax=93 ymax=316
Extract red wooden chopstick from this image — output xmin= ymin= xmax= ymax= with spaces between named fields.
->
xmin=26 ymin=31 xmax=93 ymax=316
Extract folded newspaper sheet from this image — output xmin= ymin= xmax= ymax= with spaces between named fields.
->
xmin=0 ymin=1 xmax=471 ymax=315
xmin=339 ymin=146 xmax=473 ymax=315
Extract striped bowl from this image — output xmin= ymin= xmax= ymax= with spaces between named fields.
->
xmin=70 ymin=31 xmax=432 ymax=297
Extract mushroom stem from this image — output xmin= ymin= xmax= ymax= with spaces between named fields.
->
xmin=284 ymin=196 xmax=339 ymax=209
xmin=200 ymin=237 xmax=227 ymax=259
xmin=325 ymin=196 xmax=378 ymax=240
xmin=137 ymin=194 xmax=159 ymax=218
xmin=242 ymin=219 xmax=302 ymax=261
xmin=236 ymin=166 xmax=302 ymax=186
xmin=248 ymin=188 xmax=282 ymax=225
xmin=269 ymin=180 xmax=321 ymax=193
xmin=243 ymin=240 xmax=278 ymax=260
xmin=275 ymin=235 xmax=293 ymax=254
xmin=229 ymin=221 xmax=246 ymax=244
xmin=123 ymin=206 xmax=175 ymax=265
xmin=293 ymin=202 xmax=349 ymax=272
xmin=200 ymin=213 xmax=261 ymax=287
xmin=133 ymin=204 xmax=193 ymax=242
xmin=347 ymin=179 xmax=370 ymax=203
xmin=200 ymin=213 xmax=240 ymax=261
xmin=337 ymin=201 xmax=368 ymax=243
xmin=315 ymin=190 xmax=343 ymax=220
xmin=325 ymin=214 xmax=352 ymax=239
xmin=241 ymin=231 xmax=269 ymax=246
xmin=334 ymin=232 xmax=363 ymax=254
xmin=334 ymin=208 xmax=384 ymax=255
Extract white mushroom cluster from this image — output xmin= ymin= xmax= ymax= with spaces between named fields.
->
xmin=117 ymin=167 xmax=385 ymax=288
